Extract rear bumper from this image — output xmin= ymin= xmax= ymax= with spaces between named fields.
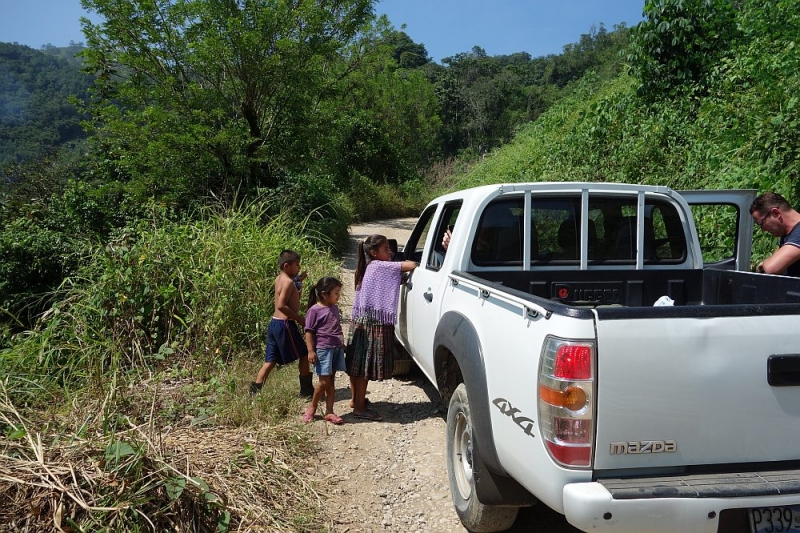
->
xmin=563 ymin=469 xmax=800 ymax=533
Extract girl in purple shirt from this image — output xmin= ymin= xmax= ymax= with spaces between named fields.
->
xmin=302 ymin=277 xmax=346 ymax=425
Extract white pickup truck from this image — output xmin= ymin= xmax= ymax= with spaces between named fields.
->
xmin=393 ymin=182 xmax=800 ymax=533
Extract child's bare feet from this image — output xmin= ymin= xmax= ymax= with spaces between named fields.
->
xmin=348 ymin=397 xmax=370 ymax=409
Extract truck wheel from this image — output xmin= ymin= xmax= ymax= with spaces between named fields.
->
xmin=446 ymin=383 xmax=519 ymax=532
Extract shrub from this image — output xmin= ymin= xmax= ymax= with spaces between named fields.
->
xmin=0 ymin=201 xmax=338 ymax=404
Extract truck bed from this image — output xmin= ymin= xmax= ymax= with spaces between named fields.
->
xmin=470 ymin=268 xmax=800 ymax=309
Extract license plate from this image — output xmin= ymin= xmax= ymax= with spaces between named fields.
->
xmin=749 ymin=506 xmax=800 ymax=533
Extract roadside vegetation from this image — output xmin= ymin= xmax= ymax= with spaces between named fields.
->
xmin=1 ymin=204 xmax=340 ymax=530
xmin=1 ymin=0 xmax=799 ymax=530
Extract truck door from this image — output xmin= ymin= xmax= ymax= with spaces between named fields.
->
xmin=678 ymin=189 xmax=756 ymax=271
xmin=396 ymin=204 xmax=437 ymax=354
xmin=398 ymin=202 xmax=461 ymax=378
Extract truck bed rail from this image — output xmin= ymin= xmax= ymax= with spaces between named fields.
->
xmin=450 ymin=271 xmax=553 ymax=320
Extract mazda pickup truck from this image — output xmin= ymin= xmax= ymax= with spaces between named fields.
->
xmin=394 ymin=182 xmax=800 ymax=533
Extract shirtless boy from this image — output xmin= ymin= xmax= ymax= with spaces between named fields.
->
xmin=249 ymin=249 xmax=314 ymax=397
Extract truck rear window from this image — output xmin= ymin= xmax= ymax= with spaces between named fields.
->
xmin=471 ymin=194 xmax=688 ymax=266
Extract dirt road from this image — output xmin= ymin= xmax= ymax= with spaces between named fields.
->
xmin=310 ymin=219 xmax=580 ymax=533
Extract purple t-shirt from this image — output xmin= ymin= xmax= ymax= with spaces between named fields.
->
xmin=304 ymin=303 xmax=344 ymax=349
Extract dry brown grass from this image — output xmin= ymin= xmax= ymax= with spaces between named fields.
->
xmin=0 ymin=377 xmax=333 ymax=533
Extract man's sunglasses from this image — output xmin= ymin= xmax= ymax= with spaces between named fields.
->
xmin=755 ymin=210 xmax=772 ymax=227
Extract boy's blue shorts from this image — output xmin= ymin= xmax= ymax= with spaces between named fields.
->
xmin=264 ymin=318 xmax=304 ymax=365
xmin=313 ymin=346 xmax=346 ymax=377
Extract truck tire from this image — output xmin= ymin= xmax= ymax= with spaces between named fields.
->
xmin=446 ymin=383 xmax=519 ymax=532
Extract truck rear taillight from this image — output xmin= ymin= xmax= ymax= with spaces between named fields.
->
xmin=553 ymin=345 xmax=592 ymax=380
xmin=539 ymin=337 xmax=595 ymax=469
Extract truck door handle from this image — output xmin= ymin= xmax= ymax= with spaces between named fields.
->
xmin=424 ymin=291 xmax=433 ymax=302
xmin=768 ymin=354 xmax=800 ymax=386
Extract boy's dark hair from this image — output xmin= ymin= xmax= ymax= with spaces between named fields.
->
xmin=354 ymin=234 xmax=388 ymax=290
xmin=278 ymin=249 xmax=301 ymax=270
xmin=750 ymin=192 xmax=792 ymax=215
xmin=307 ymin=276 xmax=343 ymax=307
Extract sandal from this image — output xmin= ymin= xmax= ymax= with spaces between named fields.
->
xmin=301 ymin=409 xmax=315 ymax=424
xmin=352 ymin=408 xmax=382 ymax=422
xmin=324 ymin=413 xmax=344 ymax=425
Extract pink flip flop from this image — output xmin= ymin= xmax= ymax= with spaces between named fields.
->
xmin=301 ymin=409 xmax=315 ymax=424
xmin=324 ymin=413 xmax=344 ymax=425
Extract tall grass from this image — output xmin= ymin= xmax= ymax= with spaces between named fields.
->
xmin=0 ymin=201 xmax=340 ymax=531
xmin=2 ymin=202 xmax=337 ymax=403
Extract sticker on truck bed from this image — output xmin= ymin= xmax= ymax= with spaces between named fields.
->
xmin=552 ymin=282 xmax=623 ymax=305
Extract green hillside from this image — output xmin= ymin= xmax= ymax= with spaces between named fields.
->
xmin=453 ymin=0 xmax=799 ymax=259
xmin=463 ymin=3 xmax=798 ymax=192
xmin=0 ymin=43 xmax=91 ymax=167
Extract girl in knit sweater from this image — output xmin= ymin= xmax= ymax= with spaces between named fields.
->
xmin=347 ymin=234 xmax=417 ymax=420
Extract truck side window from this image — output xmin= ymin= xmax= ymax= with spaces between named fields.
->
xmin=404 ymin=206 xmax=436 ymax=263
xmin=427 ymin=202 xmax=462 ymax=270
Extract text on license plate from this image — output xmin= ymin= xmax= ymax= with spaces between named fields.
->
xmin=749 ymin=506 xmax=800 ymax=533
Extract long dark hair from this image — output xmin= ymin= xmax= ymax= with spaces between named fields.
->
xmin=354 ymin=234 xmax=388 ymax=290
xmin=308 ymin=276 xmax=343 ymax=307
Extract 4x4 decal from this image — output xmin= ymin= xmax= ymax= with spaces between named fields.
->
xmin=493 ymin=398 xmax=536 ymax=439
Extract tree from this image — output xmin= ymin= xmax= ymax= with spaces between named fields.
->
xmin=328 ymin=23 xmax=440 ymax=183
xmin=79 ymin=0 xmax=374 ymax=204
xmin=626 ymin=0 xmax=741 ymax=101
xmin=388 ymin=30 xmax=429 ymax=69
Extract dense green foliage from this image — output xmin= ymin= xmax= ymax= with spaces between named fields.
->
xmin=0 ymin=43 xmax=90 ymax=167
xmin=428 ymin=24 xmax=631 ymax=156
xmin=458 ymin=0 xmax=800 ymax=261
xmin=626 ymin=0 xmax=740 ymax=100
xmin=75 ymin=0 xmax=446 ymax=209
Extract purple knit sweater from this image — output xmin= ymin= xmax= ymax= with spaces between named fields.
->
xmin=352 ymin=260 xmax=402 ymax=324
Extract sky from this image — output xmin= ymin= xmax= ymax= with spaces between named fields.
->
xmin=0 ymin=0 xmax=645 ymax=62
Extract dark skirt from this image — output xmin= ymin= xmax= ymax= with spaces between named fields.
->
xmin=346 ymin=317 xmax=394 ymax=381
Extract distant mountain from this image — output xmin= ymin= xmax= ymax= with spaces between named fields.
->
xmin=0 ymin=42 xmax=92 ymax=168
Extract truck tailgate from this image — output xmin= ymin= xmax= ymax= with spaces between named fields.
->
xmin=593 ymin=310 xmax=800 ymax=471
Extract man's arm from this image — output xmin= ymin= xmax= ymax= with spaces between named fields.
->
xmin=759 ymin=244 xmax=800 ymax=274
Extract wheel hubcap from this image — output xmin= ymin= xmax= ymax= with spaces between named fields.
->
xmin=452 ymin=411 xmax=474 ymax=498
